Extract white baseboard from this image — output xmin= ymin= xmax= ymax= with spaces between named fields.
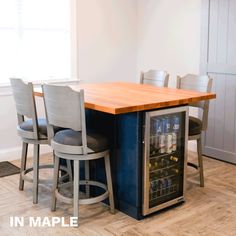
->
xmin=0 ymin=145 xmax=52 ymax=162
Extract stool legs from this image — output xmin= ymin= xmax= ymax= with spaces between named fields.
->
xmin=66 ymin=160 xmax=73 ymax=182
xmin=51 ymin=155 xmax=60 ymax=211
xmin=197 ymin=138 xmax=204 ymax=187
xmin=19 ymin=142 xmax=28 ymax=191
xmin=85 ymin=160 xmax=90 ymax=198
xmin=33 ymin=144 xmax=40 ymax=204
xmin=104 ymin=154 xmax=115 ymax=214
xmin=51 ymin=153 xmax=115 ymax=224
xmin=73 ymin=160 xmax=80 ymax=220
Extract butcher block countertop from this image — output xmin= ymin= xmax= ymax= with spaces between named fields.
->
xmin=34 ymin=82 xmax=216 ymax=114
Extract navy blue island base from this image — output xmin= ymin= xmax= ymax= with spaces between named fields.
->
xmin=85 ymin=109 xmax=144 ymax=220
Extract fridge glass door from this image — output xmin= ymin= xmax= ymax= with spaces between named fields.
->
xmin=143 ymin=106 xmax=188 ymax=214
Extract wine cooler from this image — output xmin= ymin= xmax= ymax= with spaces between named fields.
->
xmin=142 ymin=106 xmax=188 ymax=215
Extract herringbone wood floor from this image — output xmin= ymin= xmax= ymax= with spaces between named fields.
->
xmin=0 ymin=151 xmax=236 ymax=236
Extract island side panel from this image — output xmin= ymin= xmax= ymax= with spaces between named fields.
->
xmin=85 ymin=109 xmax=144 ymax=219
xmin=115 ymin=112 xmax=143 ymax=219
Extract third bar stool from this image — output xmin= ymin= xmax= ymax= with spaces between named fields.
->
xmin=43 ymin=84 xmax=115 ymax=225
xmin=177 ymin=74 xmax=213 ymax=187
xmin=140 ymin=70 xmax=169 ymax=87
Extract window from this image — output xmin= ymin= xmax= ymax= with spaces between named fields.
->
xmin=0 ymin=0 xmax=72 ymax=85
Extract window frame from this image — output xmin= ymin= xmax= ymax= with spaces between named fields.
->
xmin=0 ymin=0 xmax=79 ymax=93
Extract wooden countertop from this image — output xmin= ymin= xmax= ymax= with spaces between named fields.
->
xmin=35 ymin=82 xmax=216 ymax=114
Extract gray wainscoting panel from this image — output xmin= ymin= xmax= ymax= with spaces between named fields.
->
xmin=202 ymin=0 xmax=236 ymax=163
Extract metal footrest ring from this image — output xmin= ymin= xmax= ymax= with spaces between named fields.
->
xmin=187 ymin=162 xmax=199 ymax=171
xmin=55 ymin=180 xmax=109 ymax=205
xmin=21 ymin=164 xmax=70 ymax=185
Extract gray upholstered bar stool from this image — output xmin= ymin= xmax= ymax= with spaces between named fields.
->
xmin=140 ymin=70 xmax=169 ymax=87
xmin=177 ymin=74 xmax=213 ymax=187
xmin=42 ymin=84 xmax=115 ymax=224
xmin=10 ymin=78 xmax=70 ymax=204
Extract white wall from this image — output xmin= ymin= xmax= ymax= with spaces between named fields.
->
xmin=137 ymin=0 xmax=202 ymax=151
xmin=137 ymin=0 xmax=201 ymax=87
xmin=0 ymin=0 xmax=138 ymax=161
xmin=0 ymin=92 xmax=51 ymax=161
xmin=78 ymin=0 xmax=137 ymax=83
xmin=0 ymin=94 xmax=20 ymax=150
xmin=0 ymin=0 xmax=202 ymax=160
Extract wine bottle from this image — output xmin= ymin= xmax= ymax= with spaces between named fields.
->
xmin=153 ymin=172 xmax=159 ymax=180
xmin=170 ymin=156 xmax=178 ymax=162
xmin=160 ymin=158 xmax=166 ymax=168
xmin=153 ymin=160 xmax=159 ymax=170
xmin=150 ymin=144 xmax=156 ymax=156
xmin=172 ymin=168 xmax=179 ymax=174
xmin=149 ymin=162 xmax=153 ymax=171
xmin=150 ymin=172 xmax=156 ymax=181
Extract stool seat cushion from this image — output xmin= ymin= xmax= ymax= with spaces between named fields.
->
xmin=189 ymin=116 xmax=202 ymax=136
xmin=20 ymin=118 xmax=48 ymax=135
xmin=19 ymin=118 xmax=61 ymax=140
xmin=53 ymin=129 xmax=109 ymax=153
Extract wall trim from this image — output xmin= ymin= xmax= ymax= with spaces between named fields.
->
xmin=0 ymin=79 xmax=80 ymax=97
xmin=200 ymin=0 xmax=211 ymax=155
xmin=0 ymin=145 xmax=52 ymax=162
xmin=200 ymin=0 xmax=210 ymax=75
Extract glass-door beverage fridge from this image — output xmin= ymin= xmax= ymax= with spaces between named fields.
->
xmin=142 ymin=106 xmax=188 ymax=215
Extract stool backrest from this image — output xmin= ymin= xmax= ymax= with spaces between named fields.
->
xmin=177 ymin=74 xmax=213 ymax=131
xmin=10 ymin=78 xmax=39 ymax=139
xmin=140 ymin=70 xmax=169 ymax=87
xmin=43 ymin=84 xmax=87 ymax=151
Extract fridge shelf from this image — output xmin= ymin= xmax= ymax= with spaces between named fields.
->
xmin=150 ymin=134 xmax=181 ymax=140
xmin=149 ymin=184 xmax=178 ymax=201
xmin=150 ymin=174 xmax=177 ymax=182
xmin=150 ymin=151 xmax=179 ymax=159
xmin=149 ymin=163 xmax=178 ymax=174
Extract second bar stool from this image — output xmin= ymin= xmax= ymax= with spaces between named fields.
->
xmin=43 ymin=84 xmax=115 ymax=225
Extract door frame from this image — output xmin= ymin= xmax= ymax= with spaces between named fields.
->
xmin=200 ymin=0 xmax=210 ymax=155
xmin=200 ymin=0 xmax=210 ymax=76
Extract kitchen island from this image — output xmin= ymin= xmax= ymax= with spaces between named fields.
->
xmin=35 ymin=82 xmax=216 ymax=219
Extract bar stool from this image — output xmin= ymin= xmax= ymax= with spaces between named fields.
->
xmin=10 ymin=78 xmax=71 ymax=204
xmin=177 ymin=74 xmax=213 ymax=187
xmin=42 ymin=84 xmax=115 ymax=225
xmin=140 ymin=70 xmax=169 ymax=87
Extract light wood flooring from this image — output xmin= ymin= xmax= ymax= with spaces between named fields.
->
xmin=0 ymin=151 xmax=235 ymax=236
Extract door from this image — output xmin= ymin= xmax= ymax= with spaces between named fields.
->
xmin=142 ymin=106 xmax=188 ymax=216
xmin=201 ymin=0 xmax=236 ymax=164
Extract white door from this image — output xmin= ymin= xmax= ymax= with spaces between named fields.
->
xmin=201 ymin=0 xmax=236 ymax=164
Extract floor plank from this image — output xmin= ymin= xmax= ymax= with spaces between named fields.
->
xmin=0 ymin=152 xmax=235 ymax=235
